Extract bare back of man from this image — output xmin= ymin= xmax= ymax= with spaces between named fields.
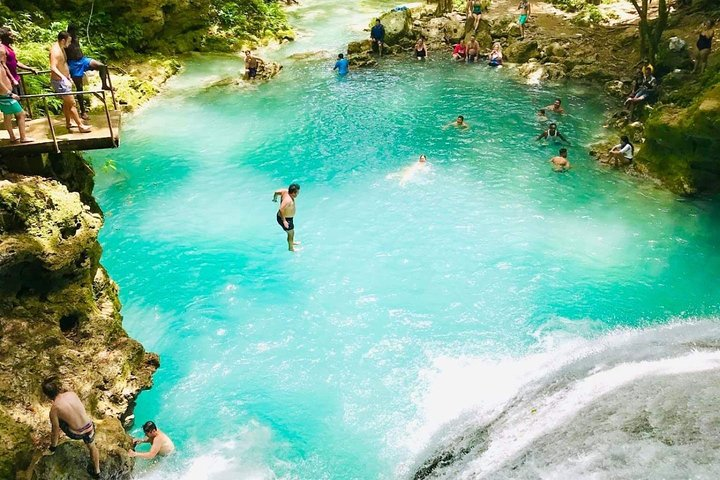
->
xmin=47 ymin=389 xmax=100 ymax=478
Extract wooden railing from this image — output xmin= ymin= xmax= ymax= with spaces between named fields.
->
xmin=15 ymin=69 xmax=119 ymax=154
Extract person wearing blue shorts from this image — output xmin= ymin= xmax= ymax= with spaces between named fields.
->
xmin=65 ymin=25 xmax=112 ymax=119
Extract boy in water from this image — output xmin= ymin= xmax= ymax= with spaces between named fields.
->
xmin=129 ymin=421 xmax=175 ymax=460
xmin=545 ymin=98 xmax=565 ymax=114
xmin=536 ymin=122 xmax=569 ymax=144
xmin=550 ymin=148 xmax=571 ymax=171
xmin=42 ymin=377 xmax=101 ymax=478
xmin=447 ymin=115 xmax=470 ymax=129
xmin=244 ymin=51 xmax=263 ymax=80
xmin=536 ymin=109 xmax=548 ymax=123
xmin=273 ymin=183 xmax=301 ymax=252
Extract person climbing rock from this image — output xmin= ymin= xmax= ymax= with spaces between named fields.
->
xmin=244 ymin=50 xmax=263 ymax=80
xmin=49 ymin=31 xmax=91 ymax=133
xmin=273 ymin=183 xmax=301 ymax=252
xmin=550 ymin=147 xmax=571 ymax=171
xmin=0 ymin=54 xmax=32 ymax=143
xmin=370 ymin=18 xmax=385 ymax=56
xmin=129 ymin=421 xmax=175 ymax=459
xmin=65 ymin=25 xmax=112 ymax=119
xmin=42 ymin=377 xmax=101 ymax=479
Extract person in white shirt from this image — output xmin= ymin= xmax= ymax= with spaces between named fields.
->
xmin=609 ymin=135 xmax=634 ymax=166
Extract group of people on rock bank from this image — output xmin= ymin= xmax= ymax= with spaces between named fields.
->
xmin=40 ymin=377 xmax=174 ymax=478
xmin=0 ymin=26 xmax=113 ymax=143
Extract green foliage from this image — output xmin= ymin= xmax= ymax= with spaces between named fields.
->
xmin=209 ymin=0 xmax=289 ymax=41
xmin=549 ymin=0 xmax=587 ymax=13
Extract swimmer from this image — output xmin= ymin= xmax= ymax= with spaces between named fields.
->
xmin=273 ymin=183 xmax=301 ymax=252
xmin=129 ymin=421 xmax=175 ymax=459
xmin=536 ymin=122 xmax=569 ymax=144
xmin=550 ymin=148 xmax=571 ymax=171
xmin=536 ymin=109 xmax=548 ymax=123
xmin=399 ymin=154 xmax=430 ymax=185
xmin=544 ymin=98 xmax=565 ymax=114
xmin=446 ymin=115 xmax=470 ymax=129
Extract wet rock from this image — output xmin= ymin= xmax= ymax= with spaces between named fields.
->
xmin=287 ymin=50 xmax=333 ymax=60
xmin=504 ymin=39 xmax=539 ymax=63
xmin=567 ymin=63 xmax=615 ymax=82
xmin=518 ymin=61 xmax=566 ymax=83
xmin=348 ymin=40 xmax=372 ymax=56
xmin=464 ymin=19 xmax=493 ymax=49
xmin=349 ymin=53 xmax=378 ymax=68
xmin=604 ymin=80 xmax=626 ymax=98
xmin=376 ymin=8 xmax=413 ymax=45
xmin=442 ymin=13 xmax=466 ymax=43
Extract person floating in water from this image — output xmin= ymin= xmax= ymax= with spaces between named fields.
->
xmin=414 ymin=37 xmax=428 ymax=60
xmin=545 ymin=98 xmax=565 ymax=114
xmin=536 ymin=122 xmax=569 ymax=144
xmin=447 ymin=115 xmax=470 ymax=129
xmin=42 ymin=377 xmax=101 ymax=479
xmin=536 ymin=109 xmax=548 ymax=123
xmin=370 ymin=18 xmax=385 ymax=56
xmin=518 ymin=0 xmax=531 ymax=39
xmin=390 ymin=154 xmax=430 ymax=186
xmin=608 ymin=135 xmax=634 ymax=166
xmin=129 ymin=421 xmax=175 ymax=460
xmin=244 ymin=50 xmax=263 ymax=80
xmin=488 ymin=42 xmax=503 ymax=67
xmin=333 ymin=53 xmax=349 ymax=76
xmin=273 ymin=183 xmax=301 ymax=252
xmin=550 ymin=148 xmax=571 ymax=171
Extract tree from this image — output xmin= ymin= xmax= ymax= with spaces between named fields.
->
xmin=434 ymin=0 xmax=454 ymax=15
xmin=629 ymin=0 xmax=670 ymax=65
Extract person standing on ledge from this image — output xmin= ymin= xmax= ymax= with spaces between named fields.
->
xmin=550 ymin=147 xmax=571 ymax=171
xmin=333 ymin=53 xmax=349 ymax=76
xmin=65 ymin=25 xmax=112 ymax=120
xmin=274 ymin=183 xmax=301 ymax=252
xmin=0 ymin=53 xmax=32 ymax=143
xmin=370 ymin=19 xmax=385 ymax=56
xmin=50 ymin=31 xmax=91 ymax=133
xmin=0 ymin=27 xmax=38 ymax=97
xmin=518 ymin=0 xmax=531 ymax=39
xmin=42 ymin=377 xmax=101 ymax=479
xmin=129 ymin=421 xmax=175 ymax=460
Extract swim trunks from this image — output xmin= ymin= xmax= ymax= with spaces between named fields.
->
xmin=247 ymin=67 xmax=257 ymax=78
xmin=277 ymin=213 xmax=294 ymax=231
xmin=59 ymin=420 xmax=95 ymax=444
xmin=68 ymin=57 xmax=93 ymax=78
xmin=51 ymin=78 xmax=73 ymax=94
xmin=0 ymin=94 xmax=23 ymax=115
xmin=519 ymin=14 xmax=528 ymax=25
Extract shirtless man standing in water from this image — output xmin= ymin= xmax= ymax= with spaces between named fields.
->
xmin=129 ymin=421 xmax=175 ymax=460
xmin=49 ymin=31 xmax=90 ymax=132
xmin=42 ymin=377 xmax=101 ymax=478
xmin=273 ymin=183 xmax=300 ymax=251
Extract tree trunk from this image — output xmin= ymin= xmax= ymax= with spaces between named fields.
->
xmin=630 ymin=0 xmax=669 ymax=65
xmin=435 ymin=0 xmax=453 ymax=15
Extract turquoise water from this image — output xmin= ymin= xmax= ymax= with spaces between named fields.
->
xmin=90 ymin=4 xmax=720 ymax=479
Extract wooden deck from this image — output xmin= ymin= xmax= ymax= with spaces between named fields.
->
xmin=0 ymin=111 xmax=121 ymax=156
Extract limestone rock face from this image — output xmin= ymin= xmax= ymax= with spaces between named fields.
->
xmin=376 ymin=9 xmax=414 ymax=45
xmin=0 ymin=172 xmax=158 ymax=479
xmin=504 ymin=39 xmax=539 ymax=63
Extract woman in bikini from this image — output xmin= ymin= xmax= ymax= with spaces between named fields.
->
xmin=467 ymin=0 xmax=483 ymax=32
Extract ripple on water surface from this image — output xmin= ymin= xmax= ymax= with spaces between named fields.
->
xmin=92 ymin=53 xmax=720 ymax=479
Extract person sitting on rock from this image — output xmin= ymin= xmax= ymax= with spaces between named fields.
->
xmin=129 ymin=421 xmax=175 ymax=460
xmin=518 ymin=0 xmax=531 ymax=39
xmin=42 ymin=377 xmax=101 ymax=479
xmin=624 ymin=65 xmax=656 ymax=118
xmin=488 ymin=42 xmax=503 ymax=67
xmin=536 ymin=122 xmax=569 ymax=144
xmin=452 ymin=40 xmax=467 ymax=61
xmin=467 ymin=0 xmax=483 ymax=32
xmin=545 ymin=98 xmax=565 ymax=114
xmin=550 ymin=147 xmax=571 ymax=172
xmin=333 ymin=53 xmax=349 ymax=76
xmin=608 ymin=135 xmax=634 ymax=166
xmin=466 ymin=36 xmax=480 ymax=63
xmin=244 ymin=50 xmax=264 ymax=80
xmin=414 ymin=37 xmax=428 ymax=61
xmin=370 ymin=18 xmax=385 ymax=56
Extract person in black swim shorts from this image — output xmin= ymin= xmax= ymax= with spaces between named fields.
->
xmin=273 ymin=183 xmax=300 ymax=251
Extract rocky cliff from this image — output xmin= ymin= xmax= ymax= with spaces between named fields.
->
xmin=0 ymin=154 xmax=158 ymax=480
